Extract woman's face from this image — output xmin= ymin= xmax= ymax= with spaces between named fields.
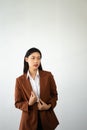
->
xmin=25 ymin=52 xmax=41 ymax=71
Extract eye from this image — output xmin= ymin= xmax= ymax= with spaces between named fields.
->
xmin=37 ymin=57 xmax=41 ymax=60
xmin=31 ymin=57 xmax=35 ymax=59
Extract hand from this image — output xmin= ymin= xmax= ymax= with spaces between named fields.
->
xmin=37 ymin=99 xmax=51 ymax=111
xmin=28 ymin=91 xmax=37 ymax=106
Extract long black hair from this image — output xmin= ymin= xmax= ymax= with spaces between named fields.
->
xmin=23 ymin=47 xmax=43 ymax=73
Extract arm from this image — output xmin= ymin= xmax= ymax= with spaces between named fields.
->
xmin=48 ymin=72 xmax=58 ymax=109
xmin=14 ymin=78 xmax=29 ymax=112
xmin=37 ymin=72 xmax=58 ymax=111
xmin=15 ymin=78 xmax=38 ymax=112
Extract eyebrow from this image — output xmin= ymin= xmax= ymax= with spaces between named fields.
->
xmin=30 ymin=55 xmax=41 ymax=58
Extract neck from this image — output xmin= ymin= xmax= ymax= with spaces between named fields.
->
xmin=29 ymin=69 xmax=37 ymax=79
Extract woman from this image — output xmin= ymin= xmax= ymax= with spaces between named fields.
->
xmin=14 ymin=47 xmax=59 ymax=130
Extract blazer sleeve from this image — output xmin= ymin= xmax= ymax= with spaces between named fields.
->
xmin=14 ymin=78 xmax=29 ymax=112
xmin=49 ymin=73 xmax=58 ymax=109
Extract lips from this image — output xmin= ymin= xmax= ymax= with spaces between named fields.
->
xmin=33 ymin=64 xmax=38 ymax=67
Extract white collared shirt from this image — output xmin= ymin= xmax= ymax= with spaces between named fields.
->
xmin=27 ymin=70 xmax=40 ymax=101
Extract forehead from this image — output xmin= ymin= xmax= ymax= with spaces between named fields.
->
xmin=29 ymin=52 xmax=40 ymax=57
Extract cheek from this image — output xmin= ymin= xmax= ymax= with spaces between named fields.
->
xmin=29 ymin=61 xmax=32 ymax=66
xmin=38 ymin=60 xmax=41 ymax=65
xmin=27 ymin=60 xmax=32 ymax=66
xmin=38 ymin=63 xmax=41 ymax=67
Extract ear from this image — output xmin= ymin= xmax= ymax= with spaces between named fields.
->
xmin=24 ymin=57 xmax=28 ymax=62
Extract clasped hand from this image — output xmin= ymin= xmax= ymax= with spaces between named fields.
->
xmin=37 ymin=99 xmax=51 ymax=110
xmin=28 ymin=91 xmax=51 ymax=110
xmin=28 ymin=91 xmax=37 ymax=106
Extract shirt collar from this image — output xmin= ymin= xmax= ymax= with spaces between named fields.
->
xmin=27 ymin=70 xmax=39 ymax=79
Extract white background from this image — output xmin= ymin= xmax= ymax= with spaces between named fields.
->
xmin=0 ymin=0 xmax=87 ymax=130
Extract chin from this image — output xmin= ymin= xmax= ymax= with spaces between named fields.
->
xmin=33 ymin=67 xmax=38 ymax=70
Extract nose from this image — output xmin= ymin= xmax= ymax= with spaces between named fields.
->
xmin=34 ymin=58 xmax=39 ymax=63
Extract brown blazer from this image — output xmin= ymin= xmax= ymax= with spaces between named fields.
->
xmin=15 ymin=70 xmax=59 ymax=130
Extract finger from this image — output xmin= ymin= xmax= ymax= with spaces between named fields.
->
xmin=37 ymin=102 xmax=41 ymax=108
xmin=31 ymin=91 xmax=36 ymax=96
xmin=38 ymin=102 xmax=41 ymax=106
xmin=39 ymin=99 xmax=44 ymax=104
xmin=31 ymin=91 xmax=34 ymax=94
xmin=39 ymin=99 xmax=44 ymax=105
xmin=31 ymin=91 xmax=35 ymax=97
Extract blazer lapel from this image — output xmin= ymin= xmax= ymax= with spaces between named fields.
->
xmin=21 ymin=74 xmax=32 ymax=99
xmin=39 ymin=71 xmax=45 ymax=99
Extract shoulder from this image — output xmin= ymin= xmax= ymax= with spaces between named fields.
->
xmin=39 ymin=70 xmax=53 ymax=77
xmin=16 ymin=74 xmax=27 ymax=81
